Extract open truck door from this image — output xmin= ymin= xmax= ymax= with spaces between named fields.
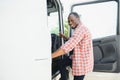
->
xmin=70 ymin=0 xmax=120 ymax=73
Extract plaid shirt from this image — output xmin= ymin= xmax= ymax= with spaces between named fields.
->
xmin=61 ymin=23 xmax=94 ymax=76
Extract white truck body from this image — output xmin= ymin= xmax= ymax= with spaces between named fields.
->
xmin=0 ymin=0 xmax=51 ymax=80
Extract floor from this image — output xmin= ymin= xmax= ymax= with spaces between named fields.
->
xmin=84 ymin=72 xmax=120 ymax=80
xmin=53 ymin=67 xmax=120 ymax=80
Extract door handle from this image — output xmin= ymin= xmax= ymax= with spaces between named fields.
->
xmin=34 ymin=58 xmax=48 ymax=61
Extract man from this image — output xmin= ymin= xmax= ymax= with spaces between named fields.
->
xmin=52 ymin=12 xmax=94 ymax=80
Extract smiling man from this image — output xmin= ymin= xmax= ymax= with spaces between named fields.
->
xmin=52 ymin=12 xmax=94 ymax=80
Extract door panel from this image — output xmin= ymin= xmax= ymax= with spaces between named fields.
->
xmin=93 ymin=35 xmax=119 ymax=72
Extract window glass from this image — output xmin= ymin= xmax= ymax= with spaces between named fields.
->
xmin=48 ymin=12 xmax=69 ymax=37
xmin=72 ymin=1 xmax=117 ymax=39
xmin=48 ymin=12 xmax=59 ymax=35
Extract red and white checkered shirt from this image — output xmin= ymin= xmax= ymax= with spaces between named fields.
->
xmin=61 ymin=23 xmax=94 ymax=76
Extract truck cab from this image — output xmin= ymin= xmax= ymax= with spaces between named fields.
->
xmin=0 ymin=0 xmax=120 ymax=80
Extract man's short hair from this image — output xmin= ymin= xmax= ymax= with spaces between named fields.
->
xmin=68 ymin=12 xmax=80 ymax=18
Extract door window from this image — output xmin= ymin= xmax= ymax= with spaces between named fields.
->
xmin=72 ymin=1 xmax=117 ymax=39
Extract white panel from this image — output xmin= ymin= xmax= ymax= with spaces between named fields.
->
xmin=0 ymin=0 xmax=51 ymax=80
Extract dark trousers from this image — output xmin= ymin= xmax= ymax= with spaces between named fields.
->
xmin=59 ymin=56 xmax=72 ymax=80
xmin=74 ymin=75 xmax=85 ymax=80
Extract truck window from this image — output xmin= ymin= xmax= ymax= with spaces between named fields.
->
xmin=48 ymin=12 xmax=69 ymax=37
xmin=48 ymin=12 xmax=59 ymax=35
xmin=72 ymin=1 xmax=117 ymax=39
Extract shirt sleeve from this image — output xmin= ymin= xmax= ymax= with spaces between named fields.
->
xmin=61 ymin=26 xmax=85 ymax=53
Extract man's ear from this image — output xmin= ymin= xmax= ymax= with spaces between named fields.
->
xmin=77 ymin=18 xmax=80 ymax=23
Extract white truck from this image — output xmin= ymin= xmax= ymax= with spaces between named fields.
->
xmin=0 ymin=0 xmax=120 ymax=80
xmin=0 ymin=0 xmax=51 ymax=80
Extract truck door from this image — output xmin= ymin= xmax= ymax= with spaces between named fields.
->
xmin=71 ymin=0 xmax=120 ymax=73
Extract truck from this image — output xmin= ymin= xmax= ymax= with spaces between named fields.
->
xmin=0 ymin=0 xmax=120 ymax=80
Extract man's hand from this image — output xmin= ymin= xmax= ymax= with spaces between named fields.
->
xmin=52 ymin=48 xmax=65 ymax=58
xmin=59 ymin=33 xmax=69 ymax=40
